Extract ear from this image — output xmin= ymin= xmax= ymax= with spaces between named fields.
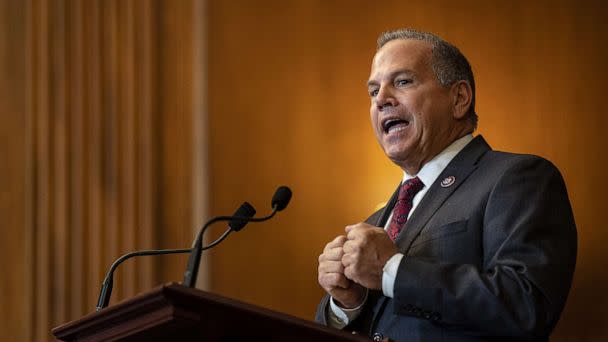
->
xmin=450 ymin=80 xmax=473 ymax=120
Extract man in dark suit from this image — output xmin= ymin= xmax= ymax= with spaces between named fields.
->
xmin=316 ymin=29 xmax=577 ymax=342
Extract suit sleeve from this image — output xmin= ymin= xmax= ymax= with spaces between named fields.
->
xmin=392 ymin=157 xmax=577 ymax=338
xmin=315 ymin=294 xmax=331 ymax=325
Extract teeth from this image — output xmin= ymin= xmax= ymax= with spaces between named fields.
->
xmin=384 ymin=119 xmax=408 ymax=133
xmin=387 ymin=124 xmax=407 ymax=134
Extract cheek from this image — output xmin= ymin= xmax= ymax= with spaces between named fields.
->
xmin=369 ymin=109 xmax=381 ymax=133
xmin=369 ymin=104 xmax=377 ymax=121
xmin=411 ymin=98 xmax=442 ymax=128
xmin=399 ymin=90 xmax=422 ymax=108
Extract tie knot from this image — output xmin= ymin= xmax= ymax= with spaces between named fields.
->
xmin=398 ymin=177 xmax=424 ymax=201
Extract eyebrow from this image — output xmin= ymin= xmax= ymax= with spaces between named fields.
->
xmin=367 ymin=69 xmax=415 ymax=87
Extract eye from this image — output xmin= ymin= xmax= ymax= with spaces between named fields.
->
xmin=369 ymin=88 xmax=379 ymax=97
xmin=395 ymin=79 xmax=412 ymax=87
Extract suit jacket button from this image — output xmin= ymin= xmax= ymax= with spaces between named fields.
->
xmin=423 ymin=311 xmax=432 ymax=319
xmin=372 ymin=332 xmax=383 ymax=341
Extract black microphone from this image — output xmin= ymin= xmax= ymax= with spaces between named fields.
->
xmin=96 ymin=186 xmax=293 ymax=310
xmin=182 ymin=186 xmax=292 ymax=288
xmin=96 ymin=202 xmax=256 ymax=311
xmin=182 ymin=202 xmax=257 ymax=287
xmin=96 ymin=247 xmax=191 ymax=311
xmin=229 ymin=201 xmax=257 ymax=232
xmin=272 ymin=186 xmax=292 ymax=211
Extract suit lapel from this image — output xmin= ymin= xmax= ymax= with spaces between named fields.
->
xmin=375 ymin=185 xmax=400 ymax=227
xmin=365 ymin=180 xmax=399 ymax=332
xmin=394 ymin=135 xmax=491 ymax=252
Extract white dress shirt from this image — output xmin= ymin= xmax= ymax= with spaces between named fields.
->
xmin=328 ymin=134 xmax=473 ymax=328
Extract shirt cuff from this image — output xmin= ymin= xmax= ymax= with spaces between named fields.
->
xmin=382 ymin=253 xmax=404 ymax=298
xmin=328 ymin=289 xmax=368 ymax=328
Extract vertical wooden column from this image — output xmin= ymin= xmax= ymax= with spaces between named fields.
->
xmin=192 ymin=0 xmax=210 ymax=290
xmin=0 ymin=2 xmax=29 ymax=342
xmin=0 ymin=0 xmax=206 ymax=340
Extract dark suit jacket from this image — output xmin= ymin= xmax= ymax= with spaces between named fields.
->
xmin=315 ymin=136 xmax=577 ymax=342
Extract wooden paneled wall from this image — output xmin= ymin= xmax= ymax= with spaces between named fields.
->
xmin=206 ymin=0 xmax=608 ymax=341
xmin=0 ymin=0 xmax=204 ymax=341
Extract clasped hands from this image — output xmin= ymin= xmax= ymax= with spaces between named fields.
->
xmin=318 ymin=222 xmax=398 ymax=309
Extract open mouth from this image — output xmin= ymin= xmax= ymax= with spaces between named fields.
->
xmin=382 ymin=118 xmax=410 ymax=134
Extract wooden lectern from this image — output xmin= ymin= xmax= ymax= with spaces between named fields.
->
xmin=52 ymin=283 xmax=369 ymax=341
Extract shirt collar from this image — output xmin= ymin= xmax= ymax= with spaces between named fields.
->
xmin=402 ymin=134 xmax=474 ymax=187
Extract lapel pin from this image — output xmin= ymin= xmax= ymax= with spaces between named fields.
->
xmin=440 ymin=176 xmax=455 ymax=188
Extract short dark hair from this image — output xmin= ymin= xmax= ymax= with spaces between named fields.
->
xmin=378 ymin=29 xmax=478 ymax=129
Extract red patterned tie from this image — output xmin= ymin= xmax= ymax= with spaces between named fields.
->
xmin=388 ymin=177 xmax=424 ymax=241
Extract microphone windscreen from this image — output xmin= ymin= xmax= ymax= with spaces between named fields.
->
xmin=271 ymin=186 xmax=292 ymax=211
xmin=229 ymin=202 xmax=256 ymax=232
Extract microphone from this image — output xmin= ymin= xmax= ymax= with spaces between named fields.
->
xmin=96 ymin=202 xmax=257 ymax=311
xmin=182 ymin=186 xmax=292 ymax=288
xmin=96 ymin=186 xmax=293 ymax=310
xmin=96 ymin=247 xmax=191 ymax=311
xmin=229 ymin=201 xmax=257 ymax=232
xmin=271 ymin=186 xmax=292 ymax=211
xmin=182 ymin=202 xmax=257 ymax=287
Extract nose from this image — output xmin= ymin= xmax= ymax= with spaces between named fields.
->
xmin=375 ymin=85 xmax=398 ymax=111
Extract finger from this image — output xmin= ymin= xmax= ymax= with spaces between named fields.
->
xmin=318 ymin=260 xmax=344 ymax=274
xmin=345 ymin=222 xmax=370 ymax=234
xmin=320 ymin=246 xmax=344 ymax=261
xmin=342 ymin=240 xmax=359 ymax=255
xmin=319 ymin=246 xmax=344 ymax=263
xmin=319 ymin=272 xmax=350 ymax=289
xmin=348 ymin=225 xmax=382 ymax=241
xmin=342 ymin=240 xmax=350 ymax=254
xmin=341 ymin=252 xmax=354 ymax=267
xmin=324 ymin=235 xmax=347 ymax=252
xmin=344 ymin=265 xmax=355 ymax=281
xmin=346 ymin=225 xmax=366 ymax=240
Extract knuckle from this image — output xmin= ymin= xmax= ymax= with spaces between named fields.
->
xmin=318 ymin=275 xmax=328 ymax=287
xmin=319 ymin=273 xmax=332 ymax=286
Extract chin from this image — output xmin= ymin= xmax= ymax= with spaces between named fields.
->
xmin=384 ymin=148 xmax=411 ymax=164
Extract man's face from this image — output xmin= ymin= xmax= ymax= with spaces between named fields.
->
xmin=368 ymin=39 xmax=459 ymax=173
